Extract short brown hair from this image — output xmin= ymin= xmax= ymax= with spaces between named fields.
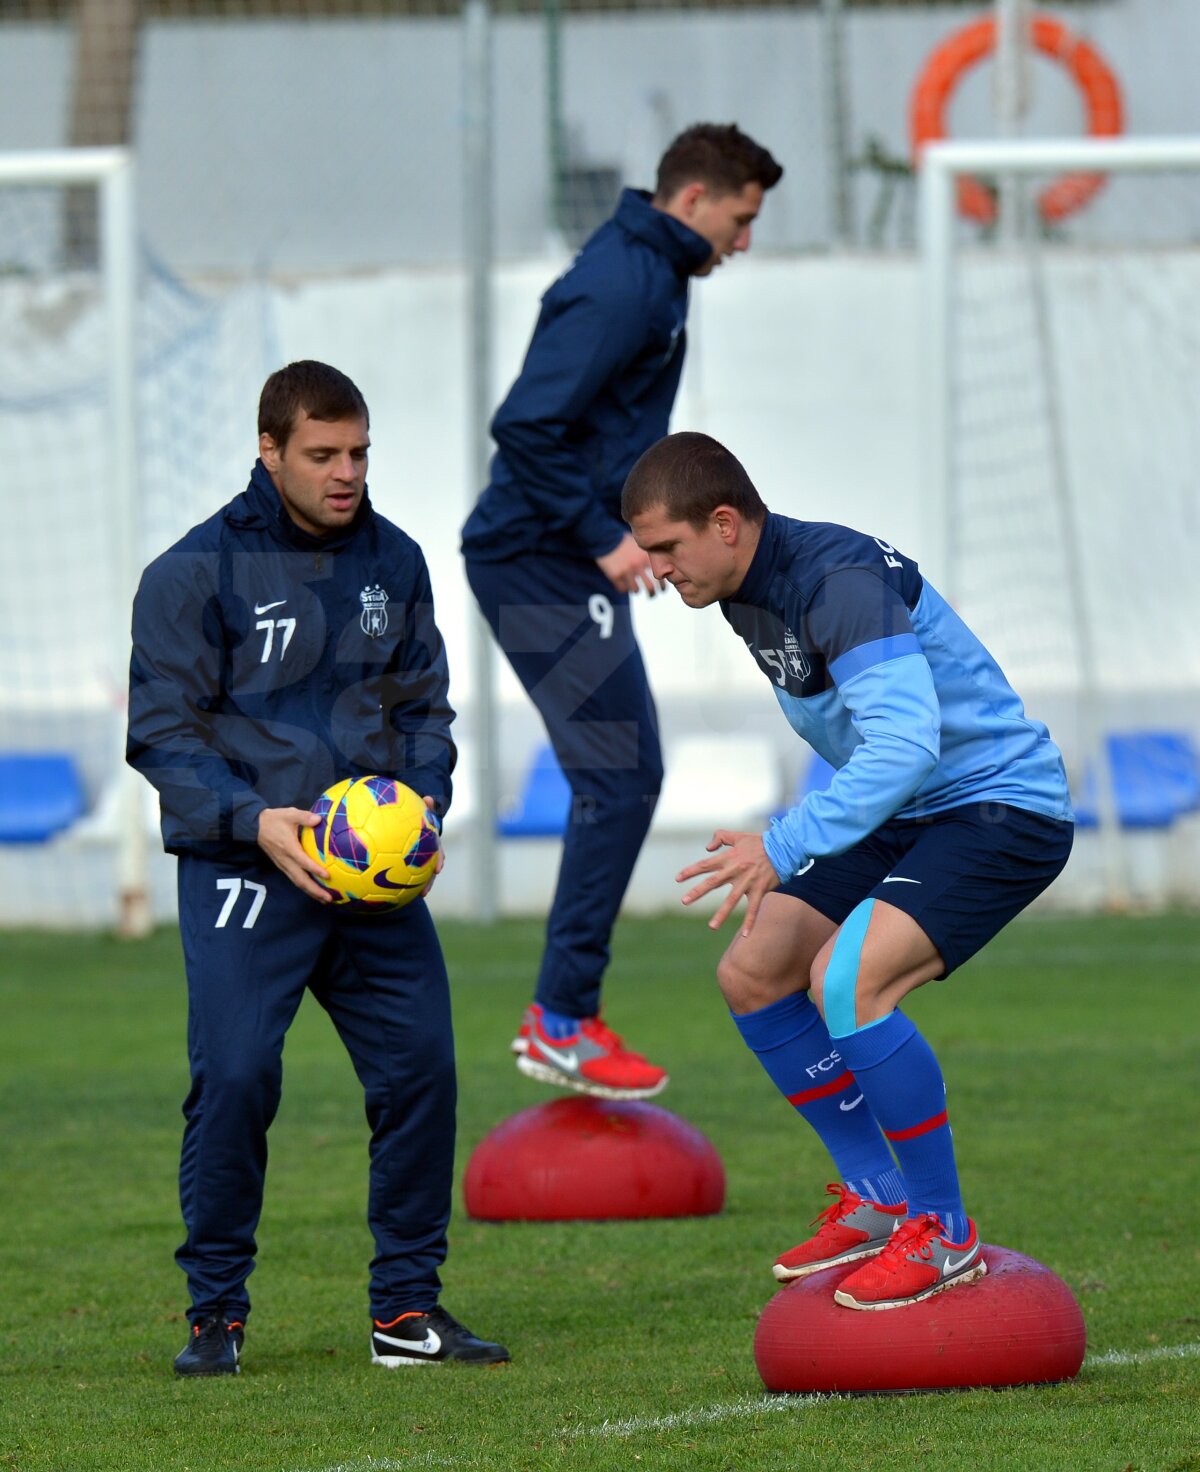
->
xmin=258 ymin=360 xmax=369 ymax=451
xmin=622 ymin=432 xmax=768 ymax=529
xmin=655 ymin=124 xmax=783 ymax=202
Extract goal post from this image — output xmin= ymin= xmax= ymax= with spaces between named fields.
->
xmin=919 ymin=135 xmax=1200 ymax=910
xmin=0 ymin=147 xmax=149 ymax=934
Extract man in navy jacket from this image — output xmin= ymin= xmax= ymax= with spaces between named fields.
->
xmin=462 ymin=124 xmax=783 ymax=1099
xmin=128 ymin=360 xmax=508 ymax=1375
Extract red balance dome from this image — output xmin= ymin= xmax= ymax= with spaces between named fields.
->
xmin=754 ymin=1245 xmax=1085 ymax=1393
xmin=464 ymin=1096 xmax=725 ymax=1221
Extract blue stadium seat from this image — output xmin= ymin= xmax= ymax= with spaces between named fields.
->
xmin=0 ymin=752 xmax=86 ymax=843
xmin=1074 ymin=731 xmax=1200 ymax=830
xmin=496 ymin=744 xmax=572 ymax=838
xmin=786 ymin=735 xmax=1200 ymax=834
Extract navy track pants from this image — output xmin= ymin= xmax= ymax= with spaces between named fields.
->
xmin=175 ymin=851 xmax=455 ymax=1324
xmin=465 ymin=552 xmax=663 ymax=1017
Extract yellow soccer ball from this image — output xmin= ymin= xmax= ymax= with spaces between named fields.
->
xmin=301 ymin=775 xmax=440 ymax=910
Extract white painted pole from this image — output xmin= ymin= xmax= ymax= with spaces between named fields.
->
xmin=100 ymin=151 xmax=151 ymax=937
xmin=918 ymin=145 xmax=955 ymax=600
xmin=463 ymin=0 xmax=499 ymax=923
xmin=0 ymin=146 xmax=128 ymax=184
xmin=923 ymin=135 xmax=1200 ymax=176
xmin=821 ymin=0 xmax=854 ymax=247
xmin=993 ymin=0 xmax=1031 ymax=242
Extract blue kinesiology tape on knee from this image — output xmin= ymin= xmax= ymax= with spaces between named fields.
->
xmin=824 ymin=898 xmax=876 ymax=1039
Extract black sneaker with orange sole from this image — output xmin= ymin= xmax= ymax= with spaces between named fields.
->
xmin=371 ymin=1305 xmax=510 ymax=1367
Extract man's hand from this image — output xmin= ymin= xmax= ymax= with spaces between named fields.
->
xmin=419 ymin=795 xmax=445 ymax=898
xmin=256 ymin=806 xmax=333 ymax=903
xmin=596 ymin=533 xmax=667 ymax=597
xmin=676 ymin=829 xmax=781 ymax=936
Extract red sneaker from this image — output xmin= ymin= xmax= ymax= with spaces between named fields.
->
xmin=516 ymin=1008 xmax=668 ymax=1100
xmin=773 ymin=1183 xmax=907 ymax=1282
xmin=834 ymin=1213 xmax=986 ymax=1310
xmin=511 ymin=1006 xmax=535 ymax=1056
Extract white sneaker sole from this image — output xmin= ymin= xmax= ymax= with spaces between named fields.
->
xmin=516 ymin=1053 xmax=668 ymax=1100
xmin=371 ymin=1349 xmax=439 ymax=1367
xmin=834 ymin=1259 xmax=987 ymax=1311
xmin=772 ymin=1241 xmax=892 ymax=1283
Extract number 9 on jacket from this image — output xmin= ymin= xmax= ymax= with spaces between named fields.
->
xmin=301 ymin=775 xmax=440 ymax=909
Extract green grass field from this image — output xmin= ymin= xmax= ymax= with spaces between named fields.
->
xmin=2 ymin=909 xmax=1198 ymax=1472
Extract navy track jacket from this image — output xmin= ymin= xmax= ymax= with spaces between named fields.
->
xmin=461 ymin=188 xmax=714 ymax=563
xmin=127 ymin=462 xmax=455 ymax=861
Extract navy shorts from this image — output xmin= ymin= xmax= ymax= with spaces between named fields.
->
xmin=778 ymin=802 xmax=1074 ymax=976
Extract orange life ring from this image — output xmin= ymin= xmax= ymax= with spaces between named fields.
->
xmin=910 ymin=12 xmax=1124 ymax=224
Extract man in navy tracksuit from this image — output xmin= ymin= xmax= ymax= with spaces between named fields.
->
xmin=128 ymin=361 xmax=507 ymax=1375
xmin=462 ymin=124 xmax=783 ymax=1100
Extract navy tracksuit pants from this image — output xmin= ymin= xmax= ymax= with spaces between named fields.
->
xmin=176 ymin=851 xmax=455 ymax=1325
xmin=465 ymin=551 xmax=663 ymax=1017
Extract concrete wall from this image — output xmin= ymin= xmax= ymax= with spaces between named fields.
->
xmin=4 ymin=242 xmax=1200 ymax=925
xmin=2 ymin=0 xmax=1199 ymax=272
xmin=106 ymin=251 xmax=930 ymax=716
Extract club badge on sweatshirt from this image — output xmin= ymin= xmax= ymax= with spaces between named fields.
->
xmin=784 ymin=627 xmax=811 ymax=681
xmin=360 ymin=584 xmax=389 ymax=638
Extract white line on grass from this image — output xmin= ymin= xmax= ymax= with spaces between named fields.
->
xmin=293 ymin=1340 xmax=1200 ymax=1470
xmin=584 ymin=1392 xmax=829 ymax=1437
xmin=1087 ymin=1340 xmax=1200 ymax=1368
xmin=580 ymin=1340 xmax=1200 ymax=1440
xmin=290 ymin=1455 xmax=475 ymax=1472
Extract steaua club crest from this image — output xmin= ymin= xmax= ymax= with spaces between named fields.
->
xmin=360 ymin=584 xmax=389 ymax=638
xmin=783 ymin=627 xmax=811 ymax=682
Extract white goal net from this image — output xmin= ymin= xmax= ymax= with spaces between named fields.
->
xmin=0 ymin=149 xmax=274 ymax=930
xmin=919 ymin=136 xmax=1200 ymax=910
xmin=0 ymin=150 xmax=147 ymax=929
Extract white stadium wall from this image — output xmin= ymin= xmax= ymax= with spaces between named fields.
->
xmin=3 ymin=0 xmax=1200 ymax=924
xmin=3 ymin=249 xmax=1199 ymax=923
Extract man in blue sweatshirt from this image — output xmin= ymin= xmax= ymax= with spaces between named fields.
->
xmin=128 ymin=361 xmax=507 ymax=1374
xmin=622 ymin=431 xmax=1073 ymax=1310
xmin=462 ymin=124 xmax=783 ymax=1100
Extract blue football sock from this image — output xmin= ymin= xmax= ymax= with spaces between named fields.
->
xmin=833 ymin=1009 xmax=968 ymax=1241
xmin=938 ymin=1211 xmax=971 ymax=1246
xmin=538 ymin=1005 xmax=583 ymax=1041
xmin=844 ymin=1165 xmax=908 ymax=1211
xmin=732 ymin=992 xmax=903 ymax=1200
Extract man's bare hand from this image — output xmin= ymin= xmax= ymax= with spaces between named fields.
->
xmin=419 ymin=795 xmax=445 ymax=898
xmin=676 ymin=829 xmax=781 ymax=936
xmin=257 ymin=806 xmax=333 ymax=902
xmin=596 ymin=533 xmax=667 ymax=597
